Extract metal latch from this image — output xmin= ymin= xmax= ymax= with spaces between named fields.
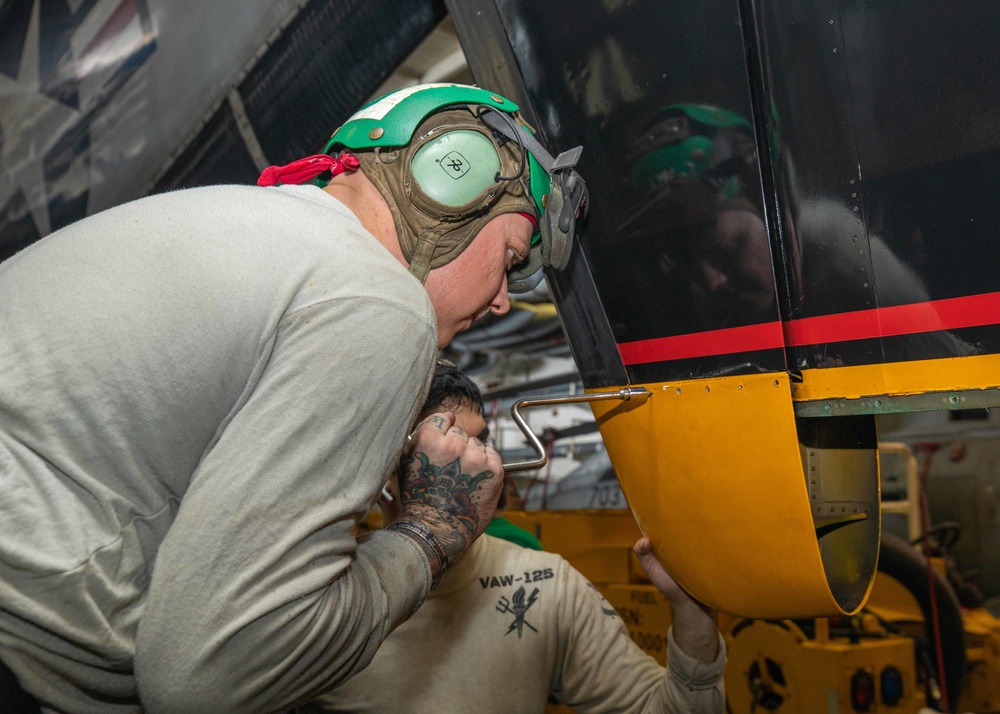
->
xmin=504 ymin=387 xmax=651 ymax=472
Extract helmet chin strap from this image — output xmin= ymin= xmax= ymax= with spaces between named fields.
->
xmin=407 ymin=227 xmax=456 ymax=283
xmin=405 ymin=199 xmax=526 ymax=283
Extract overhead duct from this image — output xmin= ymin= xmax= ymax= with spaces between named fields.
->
xmin=0 ymin=0 xmax=446 ymax=261
xmin=155 ymin=0 xmax=446 ymax=192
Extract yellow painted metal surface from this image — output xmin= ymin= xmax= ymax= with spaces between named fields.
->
xmin=959 ymin=608 xmax=1000 ymax=714
xmin=588 ymin=372 xmax=877 ymax=619
xmin=596 ymin=581 xmax=926 ymax=714
xmin=865 ymin=572 xmax=925 ymax=624
xmin=793 ymin=353 xmax=1000 ymax=402
xmin=723 ymin=619 xmax=924 ymax=714
xmin=501 ymin=510 xmax=640 ymax=585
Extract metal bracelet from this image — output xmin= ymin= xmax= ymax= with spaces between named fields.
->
xmin=386 ymin=519 xmax=450 ymax=587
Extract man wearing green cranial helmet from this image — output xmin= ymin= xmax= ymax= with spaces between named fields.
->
xmin=0 ymin=83 xmax=585 ymax=712
xmin=321 ymin=83 xmax=587 ymax=291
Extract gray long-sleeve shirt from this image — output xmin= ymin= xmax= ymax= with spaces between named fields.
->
xmin=303 ymin=535 xmax=726 ymax=713
xmin=0 ymin=184 xmax=437 ymax=712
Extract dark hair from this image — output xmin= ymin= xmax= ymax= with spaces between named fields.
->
xmin=421 ymin=362 xmax=484 ymax=417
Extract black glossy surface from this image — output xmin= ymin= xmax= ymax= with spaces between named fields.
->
xmin=448 ymin=0 xmax=629 ymax=389
xmin=469 ymin=0 xmax=788 ymax=384
xmin=463 ymin=0 xmax=1000 ymax=385
xmin=758 ymin=1 xmax=1000 ymax=369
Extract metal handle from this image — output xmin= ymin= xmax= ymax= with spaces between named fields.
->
xmin=503 ymin=387 xmax=651 ymax=473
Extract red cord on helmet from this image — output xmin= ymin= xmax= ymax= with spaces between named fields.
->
xmin=257 ymin=153 xmax=360 ymax=187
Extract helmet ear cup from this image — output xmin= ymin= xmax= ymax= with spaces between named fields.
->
xmin=410 ymin=129 xmax=502 ymax=207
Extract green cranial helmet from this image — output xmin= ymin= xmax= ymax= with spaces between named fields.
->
xmin=629 ymin=103 xmax=754 ymax=198
xmin=325 ymin=83 xmax=587 ymax=292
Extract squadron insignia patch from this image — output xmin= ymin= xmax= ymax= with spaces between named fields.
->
xmin=496 ymin=586 xmax=539 ymax=638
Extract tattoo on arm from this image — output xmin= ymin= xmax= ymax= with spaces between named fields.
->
xmin=400 ymin=452 xmax=494 ymax=561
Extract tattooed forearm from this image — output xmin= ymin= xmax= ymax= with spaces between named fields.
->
xmin=402 ymin=453 xmax=489 ymax=532
xmin=398 ymin=505 xmax=469 ymax=568
xmin=398 ymin=452 xmax=496 ymax=563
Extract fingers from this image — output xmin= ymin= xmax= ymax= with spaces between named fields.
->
xmin=634 ymin=536 xmax=653 ymax=558
xmin=486 ymin=448 xmax=503 ymax=483
xmin=633 ymin=536 xmax=676 ymax=596
xmin=409 ymin=411 xmax=476 ymax=444
xmin=409 ymin=411 xmax=456 ymax=439
xmin=633 ymin=537 xmax=710 ymax=615
xmin=468 ymin=439 xmax=502 ymax=478
xmin=410 ymin=411 xmax=495 ymax=454
xmin=636 ymin=534 xmax=719 ymax=662
xmin=405 ymin=412 xmax=502 ymax=480
xmin=405 ymin=411 xmax=455 ymax=456
xmin=467 ymin=436 xmax=491 ymax=451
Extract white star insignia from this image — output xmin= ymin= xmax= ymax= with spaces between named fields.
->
xmin=0 ymin=0 xmax=81 ymax=238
